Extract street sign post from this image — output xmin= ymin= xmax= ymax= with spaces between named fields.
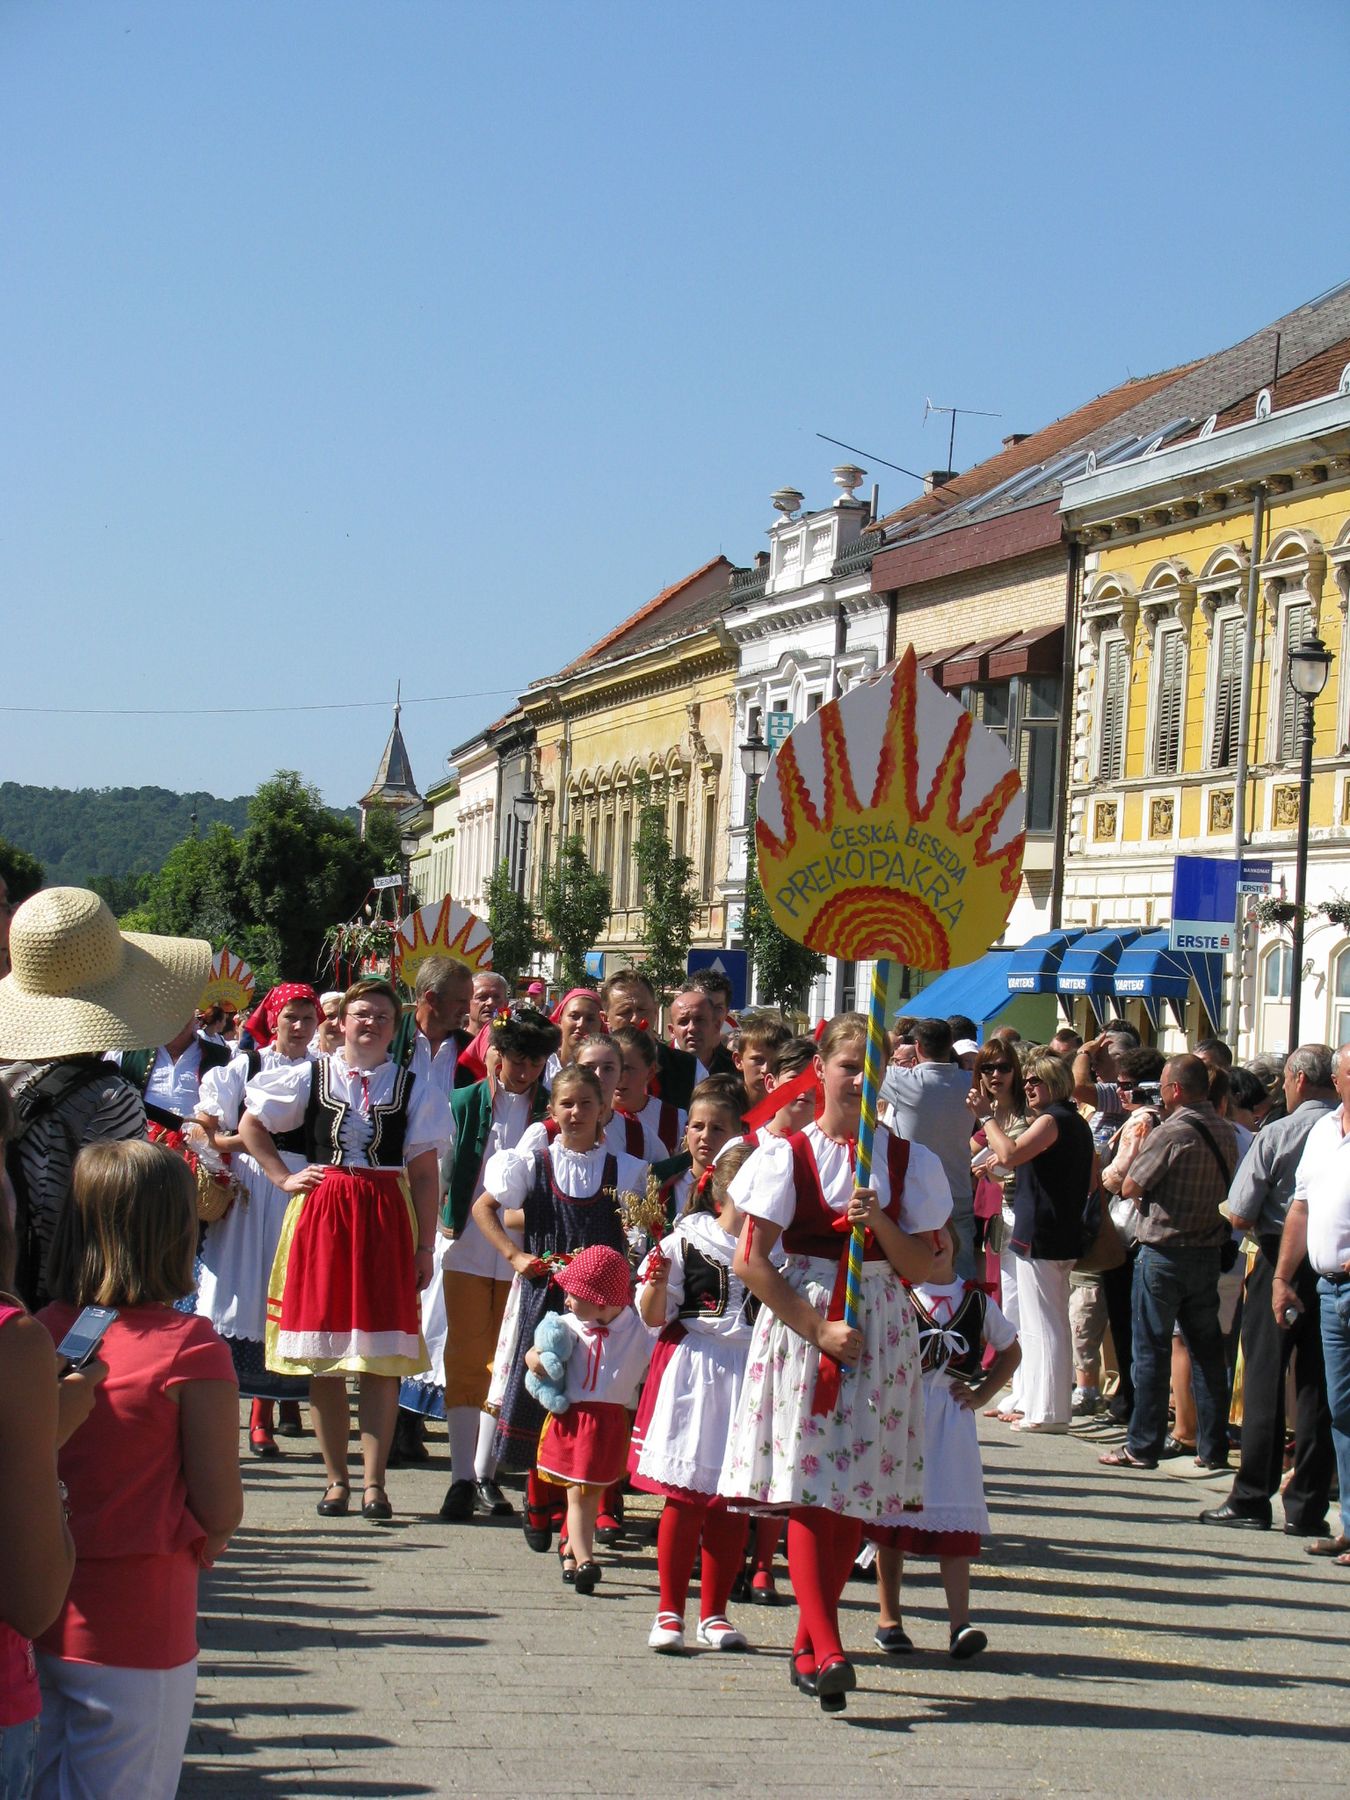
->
xmin=686 ymin=948 xmax=749 ymax=1011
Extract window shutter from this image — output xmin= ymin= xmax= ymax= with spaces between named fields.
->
xmin=1153 ymin=628 xmax=1184 ymax=775
xmin=1209 ymin=614 xmax=1243 ymax=768
xmin=1278 ymin=602 xmax=1312 ymax=761
xmin=1098 ymin=639 xmax=1129 ymax=780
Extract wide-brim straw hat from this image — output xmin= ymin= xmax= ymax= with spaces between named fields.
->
xmin=0 ymin=887 xmax=212 ymax=1061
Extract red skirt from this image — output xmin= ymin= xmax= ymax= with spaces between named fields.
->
xmin=537 ymin=1401 xmax=631 ymax=1489
xmin=265 ymin=1167 xmax=428 ymax=1378
xmin=867 ymin=1523 xmax=981 ymax=1558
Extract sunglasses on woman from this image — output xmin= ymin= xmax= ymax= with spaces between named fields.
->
xmin=982 ymin=1063 xmax=1013 ymax=1075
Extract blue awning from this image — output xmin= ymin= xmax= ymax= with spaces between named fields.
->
xmin=1006 ymin=929 xmax=1084 ymax=994
xmin=1055 ymin=929 xmax=1143 ymax=997
xmin=909 ymin=949 xmax=1018 ymax=1030
xmin=1112 ymin=928 xmax=1224 ymax=1032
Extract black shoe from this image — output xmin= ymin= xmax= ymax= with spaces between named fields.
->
xmin=475 ymin=1478 xmax=515 ymax=1517
xmin=573 ymin=1560 xmax=601 ymax=1595
xmin=814 ymin=1658 xmax=856 ymax=1712
xmin=362 ymin=1485 xmax=393 ymax=1523
xmin=316 ymin=1482 xmax=350 ymax=1517
xmin=1199 ymin=1501 xmax=1271 ymax=1530
xmin=949 ymin=1625 xmax=987 ymax=1661
xmin=875 ymin=1624 xmax=915 ymax=1654
xmin=595 ymin=1512 xmax=624 ymax=1546
xmin=388 ymin=1415 xmax=430 ymax=1469
xmin=438 ymin=1479 xmax=477 ymax=1523
xmin=1284 ymin=1517 xmax=1329 ymax=1537
xmin=1193 ymin=1454 xmax=1231 ymax=1472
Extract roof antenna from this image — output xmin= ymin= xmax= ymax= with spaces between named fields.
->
xmin=923 ymin=399 xmax=1002 ymax=475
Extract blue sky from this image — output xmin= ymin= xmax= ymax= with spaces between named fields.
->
xmin=4 ymin=0 xmax=1347 ymax=808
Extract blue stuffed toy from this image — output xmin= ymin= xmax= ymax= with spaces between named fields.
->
xmin=524 ymin=1311 xmax=576 ymax=1415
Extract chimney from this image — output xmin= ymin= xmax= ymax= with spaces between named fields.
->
xmin=1001 ymin=432 xmax=1030 ymax=451
xmin=923 ymin=469 xmax=956 ymax=495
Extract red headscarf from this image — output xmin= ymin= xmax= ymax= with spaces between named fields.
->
xmin=549 ymin=987 xmax=601 ymax=1027
xmin=244 ymin=983 xmax=323 ymax=1048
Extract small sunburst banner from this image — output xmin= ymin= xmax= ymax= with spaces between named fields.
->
xmin=393 ymin=897 xmax=494 ymax=985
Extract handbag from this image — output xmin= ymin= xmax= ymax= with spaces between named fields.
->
xmin=1074 ymin=1185 xmax=1126 ymax=1275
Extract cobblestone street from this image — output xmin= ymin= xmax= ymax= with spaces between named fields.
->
xmin=182 ymin=1411 xmax=1347 ymax=1798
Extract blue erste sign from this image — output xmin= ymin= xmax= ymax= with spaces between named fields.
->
xmin=686 ymin=948 xmax=749 ymax=1011
xmin=1237 ymin=857 xmax=1273 ymax=894
xmin=1169 ymin=856 xmax=1239 ymax=955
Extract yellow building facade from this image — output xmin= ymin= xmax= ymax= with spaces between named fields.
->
xmin=519 ymin=558 xmax=738 ymax=975
xmin=1061 ymin=370 xmax=1350 ymax=1055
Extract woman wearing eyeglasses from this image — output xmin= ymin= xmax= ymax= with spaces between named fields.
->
xmin=239 ymin=980 xmax=454 ymax=1523
xmin=973 ymin=1053 xmax=1095 ymax=1433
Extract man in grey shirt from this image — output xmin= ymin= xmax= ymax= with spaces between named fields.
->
xmin=880 ymin=1016 xmax=974 ymax=1277
xmin=1200 ymin=1044 xmax=1337 ymax=1534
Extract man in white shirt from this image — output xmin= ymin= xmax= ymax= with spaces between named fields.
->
xmin=1276 ymin=1042 xmax=1350 ymax=1559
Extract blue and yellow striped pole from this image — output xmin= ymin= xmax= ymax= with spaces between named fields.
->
xmin=844 ymin=958 xmax=890 ymax=1336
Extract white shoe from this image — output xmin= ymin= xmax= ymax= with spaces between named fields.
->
xmin=696 ymin=1614 xmax=748 ymax=1651
xmin=648 ymin=1612 xmax=685 ymax=1653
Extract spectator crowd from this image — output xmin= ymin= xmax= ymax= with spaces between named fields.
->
xmin=2 ymin=885 xmax=1348 ymax=1796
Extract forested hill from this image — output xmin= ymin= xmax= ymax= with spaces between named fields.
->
xmin=0 ymin=783 xmax=253 ymax=889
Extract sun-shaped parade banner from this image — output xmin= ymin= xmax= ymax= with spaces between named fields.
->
xmin=756 ymin=647 xmax=1025 ymax=1366
xmin=755 ymin=645 xmax=1024 ymax=971
xmin=393 ymin=897 xmax=494 ymax=987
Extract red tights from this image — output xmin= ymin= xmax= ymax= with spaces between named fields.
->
xmin=657 ymin=1496 xmax=750 ymax=1621
xmin=787 ymin=1507 xmax=862 ymax=1670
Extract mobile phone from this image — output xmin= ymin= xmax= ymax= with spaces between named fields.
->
xmin=55 ymin=1305 xmax=118 ymax=1370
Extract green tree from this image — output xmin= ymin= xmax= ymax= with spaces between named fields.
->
xmin=632 ymin=774 xmax=697 ymax=1001
xmin=484 ymin=859 xmax=542 ymax=986
xmin=239 ymin=772 xmax=383 ymax=984
xmin=538 ymin=833 xmax=611 ymax=989
xmin=741 ymin=805 xmax=825 ymax=1014
xmin=90 ymin=872 xmax=154 ymax=917
xmin=121 ymin=824 xmax=248 ymax=941
xmin=0 ymin=836 xmax=44 ymax=906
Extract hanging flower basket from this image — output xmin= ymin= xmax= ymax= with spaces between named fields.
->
xmin=1319 ymin=895 xmax=1350 ymax=931
xmin=1252 ymin=897 xmax=1306 ymax=932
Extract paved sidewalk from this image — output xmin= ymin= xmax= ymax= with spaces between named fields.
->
xmin=183 ymin=1412 xmax=1347 ymax=1799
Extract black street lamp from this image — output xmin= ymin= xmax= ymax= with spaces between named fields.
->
xmin=1286 ymin=634 xmax=1332 ymax=1049
xmin=399 ymin=829 xmax=421 ymax=921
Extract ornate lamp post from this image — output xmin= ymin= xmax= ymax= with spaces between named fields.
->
xmin=1286 ymin=634 xmax=1332 ymax=1048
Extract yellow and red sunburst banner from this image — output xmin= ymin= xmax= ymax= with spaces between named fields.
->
xmin=393 ymin=897 xmax=494 ymax=987
xmin=755 ymin=645 xmax=1025 ymax=972
xmin=198 ymin=947 xmax=255 ymax=1015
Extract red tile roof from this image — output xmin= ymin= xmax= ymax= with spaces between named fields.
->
xmin=545 ymin=555 xmax=736 ymax=680
xmin=876 ymin=363 xmax=1201 ymax=539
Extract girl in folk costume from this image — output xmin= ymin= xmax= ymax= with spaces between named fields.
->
xmin=193 ymin=984 xmax=321 ymax=1458
xmin=529 ymin=1246 xmax=652 ymax=1595
xmin=613 ymin=1025 xmax=686 ymax=1159
xmin=631 ymin=1140 xmax=762 ymax=1654
xmin=645 ymin=1075 xmax=749 ymax=1223
xmin=718 ymin=1013 xmax=951 ymax=1713
xmin=419 ymin=1004 xmax=558 ymax=1525
xmin=472 ymin=1064 xmax=644 ymax=1553
xmin=873 ymin=1220 xmax=1020 ymax=1661
xmin=573 ymin=1033 xmax=664 ymax=1164
xmin=240 ymin=979 xmax=453 ymax=1524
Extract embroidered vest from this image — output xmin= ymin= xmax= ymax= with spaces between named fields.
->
xmin=780 ymin=1130 xmax=910 ymax=1261
xmin=301 ymin=1058 xmax=413 ymax=1167
xmin=908 ymin=1284 xmax=989 ymax=1386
